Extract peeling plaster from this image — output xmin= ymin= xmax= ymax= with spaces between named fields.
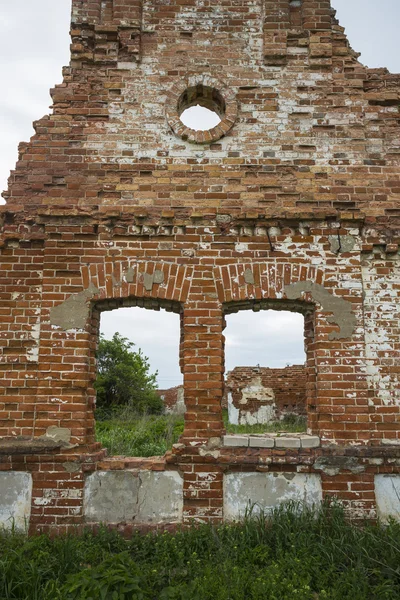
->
xmin=143 ymin=270 xmax=164 ymax=291
xmin=244 ymin=268 xmax=255 ymax=285
xmin=124 ymin=266 xmax=136 ymax=283
xmin=224 ymin=472 xmax=322 ymax=520
xmin=0 ymin=473 xmax=32 ymax=531
xmin=375 ymin=475 xmax=400 ymax=521
xmin=285 ymin=281 xmax=356 ymax=340
xmin=39 ymin=426 xmax=72 ymax=447
xmin=50 ymin=282 xmax=99 ymax=331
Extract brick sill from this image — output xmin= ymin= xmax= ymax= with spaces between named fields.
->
xmin=223 ymin=434 xmax=320 ymax=449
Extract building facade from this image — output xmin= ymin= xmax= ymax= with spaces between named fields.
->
xmin=0 ymin=0 xmax=400 ymax=532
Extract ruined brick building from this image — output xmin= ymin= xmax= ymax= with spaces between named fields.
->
xmin=225 ymin=365 xmax=307 ymax=425
xmin=1 ymin=0 xmax=400 ymax=532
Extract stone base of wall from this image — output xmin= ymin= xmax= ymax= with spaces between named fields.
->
xmin=2 ymin=464 xmax=400 ymax=532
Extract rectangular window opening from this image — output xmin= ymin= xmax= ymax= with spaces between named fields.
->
xmin=223 ymin=306 xmax=315 ymax=442
xmin=91 ymin=304 xmax=184 ymax=458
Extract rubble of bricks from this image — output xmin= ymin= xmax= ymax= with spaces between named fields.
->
xmin=226 ymin=365 xmax=307 ymax=423
xmin=0 ymin=0 xmax=400 ymax=533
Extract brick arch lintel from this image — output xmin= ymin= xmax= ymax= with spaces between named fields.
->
xmin=83 ymin=260 xmax=194 ymax=305
xmin=50 ymin=261 xmax=193 ymax=331
xmin=214 ymin=263 xmax=325 ymax=305
xmin=214 ymin=263 xmax=357 ymax=340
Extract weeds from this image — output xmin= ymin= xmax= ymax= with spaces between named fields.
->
xmin=223 ymin=410 xmax=307 ymax=434
xmin=1 ymin=502 xmax=400 ymax=599
xmin=95 ymin=408 xmax=184 ymax=457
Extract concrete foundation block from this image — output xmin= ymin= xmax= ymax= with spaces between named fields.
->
xmin=223 ymin=435 xmax=249 ymax=447
xmin=84 ymin=470 xmax=183 ymax=524
xmin=84 ymin=471 xmax=140 ymax=523
xmin=300 ymin=436 xmax=320 ymax=448
xmin=375 ymin=475 xmax=400 ymax=521
xmin=136 ymin=471 xmax=183 ymax=523
xmin=275 ymin=437 xmax=301 ymax=448
xmin=249 ymin=436 xmax=274 ymax=448
xmin=0 ymin=472 xmax=32 ymax=531
xmin=224 ymin=472 xmax=322 ymax=521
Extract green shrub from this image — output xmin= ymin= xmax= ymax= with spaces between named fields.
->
xmin=62 ymin=553 xmax=147 ymax=599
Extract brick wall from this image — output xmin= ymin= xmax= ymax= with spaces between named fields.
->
xmin=0 ymin=0 xmax=400 ymax=531
xmin=157 ymin=385 xmax=185 ymax=414
xmin=225 ymin=365 xmax=306 ymax=424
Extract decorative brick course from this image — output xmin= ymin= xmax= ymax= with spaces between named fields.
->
xmin=0 ymin=0 xmax=399 ymax=532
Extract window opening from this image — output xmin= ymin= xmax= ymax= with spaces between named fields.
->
xmin=223 ymin=309 xmax=308 ymax=435
xmin=178 ymin=84 xmax=225 ymax=131
xmin=93 ymin=306 xmax=184 ymax=458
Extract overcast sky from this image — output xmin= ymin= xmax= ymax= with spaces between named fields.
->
xmin=0 ymin=1 xmax=399 ymax=387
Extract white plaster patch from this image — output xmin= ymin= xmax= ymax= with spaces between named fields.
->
xmin=27 ymin=321 xmax=40 ymax=362
xmin=236 ymin=377 xmax=276 ymax=425
xmin=224 ymin=472 xmax=322 ymax=521
xmin=227 ymin=392 xmax=239 ymax=425
xmin=375 ymin=475 xmax=400 ymax=521
xmin=0 ymin=473 xmax=32 ymax=531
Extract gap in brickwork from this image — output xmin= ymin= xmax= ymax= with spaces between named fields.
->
xmin=94 ymin=307 xmax=184 ymax=458
xmin=223 ymin=310 xmax=308 ymax=434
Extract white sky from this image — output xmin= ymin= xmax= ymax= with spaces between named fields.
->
xmin=0 ymin=1 xmax=399 ymax=386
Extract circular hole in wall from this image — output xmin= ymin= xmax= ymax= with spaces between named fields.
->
xmin=178 ymin=84 xmax=225 ymax=131
xmin=180 ymin=105 xmax=221 ymax=131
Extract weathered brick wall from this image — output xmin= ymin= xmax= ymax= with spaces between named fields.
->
xmin=225 ymin=365 xmax=307 ymax=424
xmin=157 ymin=385 xmax=185 ymax=414
xmin=0 ymin=0 xmax=400 ymax=532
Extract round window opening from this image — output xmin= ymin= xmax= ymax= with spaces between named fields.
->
xmin=178 ymin=84 xmax=225 ymax=132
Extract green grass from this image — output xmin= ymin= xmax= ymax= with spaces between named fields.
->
xmin=95 ymin=408 xmax=184 ymax=457
xmin=95 ymin=409 xmax=306 ymax=458
xmin=1 ymin=502 xmax=400 ymax=599
xmin=223 ymin=409 xmax=307 ymax=434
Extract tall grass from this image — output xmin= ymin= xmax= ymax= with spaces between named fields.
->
xmin=95 ymin=408 xmax=306 ymax=458
xmin=95 ymin=408 xmax=184 ymax=457
xmin=1 ymin=502 xmax=400 ymax=599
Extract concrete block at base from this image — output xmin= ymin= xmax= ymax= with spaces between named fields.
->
xmin=375 ymin=475 xmax=400 ymax=521
xmin=137 ymin=471 xmax=183 ymax=523
xmin=249 ymin=436 xmax=275 ymax=448
xmin=84 ymin=470 xmax=183 ymax=524
xmin=0 ymin=472 xmax=32 ymax=531
xmin=300 ymin=436 xmax=321 ymax=448
xmin=223 ymin=435 xmax=249 ymax=447
xmin=224 ymin=472 xmax=322 ymax=521
xmin=275 ymin=437 xmax=301 ymax=448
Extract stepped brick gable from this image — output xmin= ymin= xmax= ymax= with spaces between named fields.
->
xmin=0 ymin=0 xmax=400 ymax=532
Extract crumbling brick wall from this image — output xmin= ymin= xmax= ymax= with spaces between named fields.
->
xmin=226 ymin=365 xmax=306 ymax=425
xmin=0 ymin=0 xmax=400 ymax=533
xmin=157 ymin=385 xmax=185 ymax=415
